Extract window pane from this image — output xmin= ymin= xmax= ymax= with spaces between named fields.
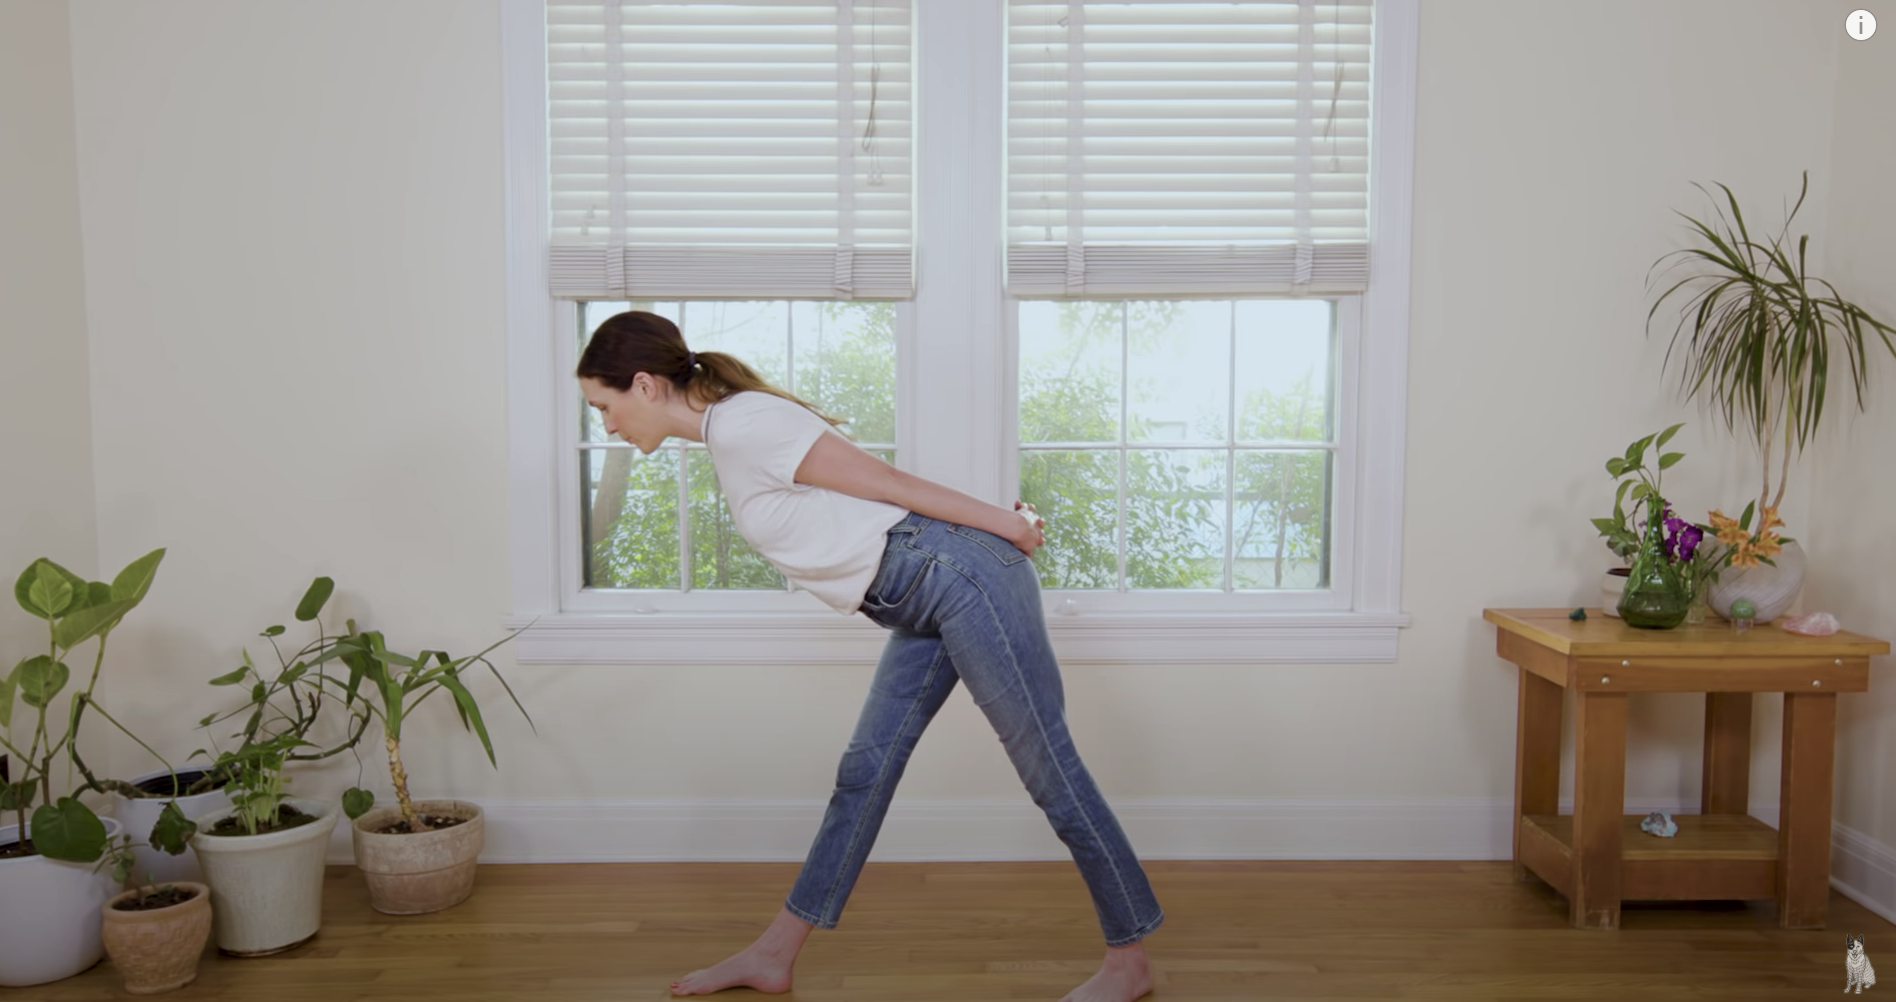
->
xmin=1018 ymin=449 xmax=1119 ymax=589
xmin=791 ymin=301 xmax=896 ymax=444
xmin=585 ymin=446 xmax=680 ymax=589
xmin=1124 ymin=450 xmax=1225 ymax=590
xmin=1016 ymin=297 xmax=1339 ymax=594
xmin=675 ymin=301 xmax=792 ymax=390
xmin=1127 ymin=302 xmax=1229 ymax=444
xmin=1235 ymin=300 xmax=1334 ymax=444
xmin=1233 ymin=450 xmax=1330 ymax=590
xmin=1018 ymin=301 xmax=1123 ymax=443
xmin=687 ymin=447 xmax=786 ymax=592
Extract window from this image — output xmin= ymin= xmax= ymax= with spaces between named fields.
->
xmin=502 ymin=0 xmax=1417 ymax=664
xmin=1017 ymin=299 xmax=1344 ymax=611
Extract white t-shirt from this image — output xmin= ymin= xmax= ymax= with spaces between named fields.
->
xmin=700 ymin=391 xmax=910 ymax=615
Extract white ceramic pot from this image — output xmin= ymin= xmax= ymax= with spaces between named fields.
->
xmin=115 ymin=768 xmax=235 ymax=888
xmin=1707 ymin=539 xmax=1807 ymax=623
xmin=1600 ymin=568 xmax=1629 ymax=618
xmin=0 ymin=817 xmax=125 ymax=987
xmin=189 ymin=797 xmax=338 ymax=956
xmin=351 ymin=800 xmax=485 ymax=915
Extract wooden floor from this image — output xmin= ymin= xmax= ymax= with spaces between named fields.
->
xmin=37 ymin=860 xmax=1895 ymax=1000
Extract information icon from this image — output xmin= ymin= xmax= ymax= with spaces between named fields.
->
xmin=1848 ymin=9 xmax=1876 ymax=40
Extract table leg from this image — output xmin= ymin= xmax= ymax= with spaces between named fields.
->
xmin=1513 ymin=667 xmax=1562 ymax=880
xmin=1701 ymin=692 xmax=1753 ymax=815
xmin=1571 ymin=690 xmax=1626 ymax=929
xmin=1778 ymin=690 xmax=1837 ymax=929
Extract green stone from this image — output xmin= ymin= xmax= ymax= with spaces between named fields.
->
xmin=1729 ymin=598 xmax=1756 ymax=619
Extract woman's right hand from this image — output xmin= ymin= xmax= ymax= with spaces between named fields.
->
xmin=1009 ymin=501 xmax=1045 ymax=557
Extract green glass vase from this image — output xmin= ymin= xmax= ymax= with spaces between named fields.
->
xmin=1617 ymin=495 xmax=1690 ymax=629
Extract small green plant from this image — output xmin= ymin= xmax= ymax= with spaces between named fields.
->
xmin=1591 ymin=424 xmax=1685 ymax=562
xmin=98 ymin=800 xmax=198 ymax=907
xmin=193 ymin=577 xmax=370 ymax=837
xmin=330 ymin=625 xmax=532 ymax=833
xmin=1 ymin=549 xmax=166 ymax=863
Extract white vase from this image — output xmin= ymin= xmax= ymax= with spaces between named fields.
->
xmin=190 ymin=797 xmax=338 ymax=956
xmin=0 ymin=817 xmax=125 ymax=987
xmin=1707 ymin=539 xmax=1807 ymax=623
xmin=114 ymin=767 xmax=235 ymax=888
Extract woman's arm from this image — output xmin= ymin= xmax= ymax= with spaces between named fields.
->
xmin=794 ymin=433 xmax=1041 ymax=554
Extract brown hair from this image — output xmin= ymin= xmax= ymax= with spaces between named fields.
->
xmin=575 ymin=311 xmax=849 ymax=432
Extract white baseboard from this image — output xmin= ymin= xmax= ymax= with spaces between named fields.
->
xmin=320 ymin=797 xmax=1896 ymax=922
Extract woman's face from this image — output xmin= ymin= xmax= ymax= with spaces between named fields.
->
xmin=580 ymin=375 xmax=666 ymax=454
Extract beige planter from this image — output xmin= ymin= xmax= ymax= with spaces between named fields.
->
xmin=351 ymin=801 xmax=485 ymax=915
xmin=190 ymin=797 xmax=339 ymax=956
xmin=100 ymin=882 xmax=212 ymax=995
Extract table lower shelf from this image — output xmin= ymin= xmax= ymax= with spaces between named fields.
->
xmin=1518 ymin=813 xmax=1779 ymax=902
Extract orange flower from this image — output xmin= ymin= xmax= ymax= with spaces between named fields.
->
xmin=1756 ymin=506 xmax=1785 ymax=533
xmin=1707 ymin=509 xmax=1749 ymax=546
xmin=1728 ymin=542 xmax=1761 ymax=569
xmin=1751 ymin=535 xmax=1782 ymax=559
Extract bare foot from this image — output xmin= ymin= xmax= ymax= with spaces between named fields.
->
xmin=669 ymin=944 xmax=794 ymax=996
xmin=1058 ymin=943 xmax=1153 ymax=1002
xmin=670 ymin=907 xmax=812 ymax=997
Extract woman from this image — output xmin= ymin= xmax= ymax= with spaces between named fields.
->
xmin=576 ymin=311 xmax=1162 ymax=1002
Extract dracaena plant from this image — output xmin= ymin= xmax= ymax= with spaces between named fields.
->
xmin=328 ymin=624 xmax=532 ymax=833
xmin=192 ymin=577 xmax=372 ymax=837
xmin=1 ymin=549 xmax=168 ymax=863
xmin=1649 ymin=171 xmax=1896 ymax=525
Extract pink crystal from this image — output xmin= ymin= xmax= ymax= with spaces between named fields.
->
xmin=1781 ymin=611 xmax=1841 ymax=636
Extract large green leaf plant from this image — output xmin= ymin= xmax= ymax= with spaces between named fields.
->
xmin=1 ymin=550 xmax=190 ymax=865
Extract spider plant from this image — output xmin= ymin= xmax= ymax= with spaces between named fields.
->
xmin=1647 ymin=171 xmax=1896 ymax=522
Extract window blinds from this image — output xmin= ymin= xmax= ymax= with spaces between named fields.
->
xmin=545 ymin=1 xmax=912 ymax=300
xmin=1006 ymin=0 xmax=1374 ymax=297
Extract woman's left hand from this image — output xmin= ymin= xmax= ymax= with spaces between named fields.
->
xmin=1010 ymin=501 xmax=1045 ymax=557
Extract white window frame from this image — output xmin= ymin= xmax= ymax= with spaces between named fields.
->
xmin=501 ymin=0 xmax=1417 ymax=665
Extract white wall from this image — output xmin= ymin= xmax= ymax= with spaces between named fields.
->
xmin=1811 ymin=0 xmax=1896 ymax=911
xmin=0 ymin=0 xmax=101 ymax=783
xmin=5 ymin=0 xmax=1884 ymax=903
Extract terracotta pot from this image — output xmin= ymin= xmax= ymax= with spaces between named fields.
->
xmin=100 ymin=882 xmax=212 ymax=995
xmin=351 ymin=801 xmax=485 ymax=915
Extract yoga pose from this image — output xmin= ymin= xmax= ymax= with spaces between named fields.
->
xmin=576 ymin=311 xmax=1163 ymax=1002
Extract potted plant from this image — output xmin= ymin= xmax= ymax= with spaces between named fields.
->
xmin=187 ymin=577 xmax=370 ymax=957
xmin=0 ymin=549 xmax=164 ymax=987
xmin=1590 ymin=424 xmax=1684 ymax=617
xmin=104 ymin=763 xmax=235 ymax=888
xmin=97 ymin=809 xmax=207 ymax=995
xmin=331 ymin=622 xmax=531 ymax=915
xmin=1648 ymin=171 xmax=1896 ymax=621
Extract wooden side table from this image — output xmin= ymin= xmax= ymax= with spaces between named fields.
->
xmin=1484 ymin=608 xmax=1887 ymax=930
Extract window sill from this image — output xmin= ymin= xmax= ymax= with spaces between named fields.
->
xmin=502 ymin=609 xmax=1410 ymax=665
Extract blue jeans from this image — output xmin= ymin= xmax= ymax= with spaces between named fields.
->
xmin=782 ymin=512 xmax=1165 ymax=947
